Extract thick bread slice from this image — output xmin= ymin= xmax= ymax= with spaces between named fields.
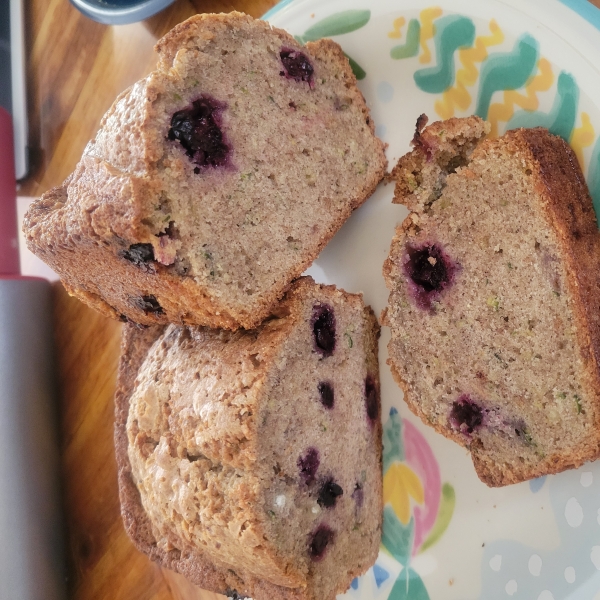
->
xmin=115 ymin=277 xmax=382 ymax=599
xmin=23 ymin=12 xmax=386 ymax=330
xmin=384 ymin=116 xmax=600 ymax=486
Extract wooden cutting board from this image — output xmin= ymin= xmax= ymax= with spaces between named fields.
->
xmin=22 ymin=0 xmax=275 ymax=598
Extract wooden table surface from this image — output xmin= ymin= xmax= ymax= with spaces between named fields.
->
xmin=20 ymin=0 xmax=600 ymax=599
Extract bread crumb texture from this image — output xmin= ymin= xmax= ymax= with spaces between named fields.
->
xmin=116 ymin=277 xmax=383 ymax=600
xmin=23 ymin=13 xmax=386 ymax=330
xmin=384 ymin=116 xmax=600 ymax=486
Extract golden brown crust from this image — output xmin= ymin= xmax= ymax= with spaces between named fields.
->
xmin=469 ymin=128 xmax=600 ymax=486
xmin=155 ymin=12 xmax=257 ymax=66
xmin=470 ymin=445 xmax=594 ymax=487
xmin=384 ymin=120 xmax=600 ymax=487
xmin=388 ymin=115 xmax=489 ymax=210
xmin=24 ymin=186 xmax=242 ymax=328
xmin=115 ymin=277 xmax=382 ymax=598
xmin=517 ymin=128 xmax=600 ymax=391
xmin=115 ymin=325 xmax=308 ymax=599
xmin=24 ymin=13 xmax=386 ymax=330
xmin=362 ymin=303 xmax=384 ymax=516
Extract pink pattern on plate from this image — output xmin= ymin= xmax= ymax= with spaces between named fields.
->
xmin=403 ymin=419 xmax=441 ymax=554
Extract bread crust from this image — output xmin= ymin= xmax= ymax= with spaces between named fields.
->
xmin=471 ymin=128 xmax=600 ymax=486
xmin=388 ymin=115 xmax=490 ymax=211
xmin=115 ymin=277 xmax=382 ymax=598
xmin=24 ymin=13 xmax=386 ymax=330
xmin=115 ymin=325 xmax=311 ymax=599
xmin=384 ymin=119 xmax=600 ymax=486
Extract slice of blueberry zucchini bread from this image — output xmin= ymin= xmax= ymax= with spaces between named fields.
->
xmin=384 ymin=115 xmax=600 ymax=486
xmin=114 ymin=277 xmax=382 ymax=599
xmin=23 ymin=12 xmax=386 ymax=330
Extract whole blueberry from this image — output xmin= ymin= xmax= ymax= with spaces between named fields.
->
xmin=121 ymin=243 xmax=155 ymax=270
xmin=450 ymin=395 xmax=484 ymax=434
xmin=365 ymin=375 xmax=379 ymax=422
xmin=279 ymin=48 xmax=314 ymax=85
xmin=130 ymin=294 xmax=164 ymax=315
xmin=318 ymin=381 xmax=334 ymax=409
xmin=312 ymin=305 xmax=336 ymax=356
xmin=308 ymin=524 xmax=334 ymax=561
xmin=168 ymin=95 xmax=230 ymax=170
xmin=317 ymin=478 xmax=343 ymax=508
xmin=406 ymin=244 xmax=451 ymax=293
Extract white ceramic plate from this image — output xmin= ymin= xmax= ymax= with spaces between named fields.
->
xmin=265 ymin=1 xmax=600 ymax=598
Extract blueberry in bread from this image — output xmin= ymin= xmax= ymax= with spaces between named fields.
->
xmin=23 ymin=12 xmax=386 ymax=330
xmin=384 ymin=115 xmax=600 ymax=486
xmin=114 ymin=277 xmax=382 ymax=599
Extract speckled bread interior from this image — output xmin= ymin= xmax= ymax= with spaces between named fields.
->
xmin=23 ymin=12 xmax=386 ymax=330
xmin=115 ymin=277 xmax=383 ymax=600
xmin=384 ymin=116 xmax=600 ymax=486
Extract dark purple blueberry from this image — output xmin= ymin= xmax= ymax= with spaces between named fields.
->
xmin=279 ymin=48 xmax=314 ymax=86
xmin=298 ymin=448 xmax=320 ymax=485
xmin=450 ymin=395 xmax=483 ymax=434
xmin=225 ymin=590 xmax=249 ymax=600
xmin=403 ymin=242 xmax=457 ymax=311
xmin=312 ymin=305 xmax=336 ymax=357
xmin=308 ymin=524 xmax=334 ymax=561
xmin=130 ymin=295 xmax=164 ymax=315
xmin=167 ymin=95 xmax=230 ymax=170
xmin=318 ymin=381 xmax=334 ymax=409
xmin=365 ymin=375 xmax=379 ymax=422
xmin=118 ymin=314 xmax=149 ymax=330
xmin=406 ymin=244 xmax=450 ymax=292
xmin=121 ymin=243 xmax=155 ymax=270
xmin=317 ymin=478 xmax=343 ymax=508
xmin=351 ymin=483 xmax=364 ymax=508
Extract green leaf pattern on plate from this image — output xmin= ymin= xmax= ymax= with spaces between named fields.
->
xmin=419 ymin=482 xmax=456 ymax=553
xmin=301 ymin=9 xmax=370 ymax=41
xmin=382 ymin=506 xmax=415 ymax=566
xmin=475 ymin=33 xmax=539 ymax=120
xmin=367 ymin=409 xmax=452 ymax=599
xmin=507 ymin=71 xmax=579 ymax=141
xmin=388 ymin=567 xmax=430 ymax=600
xmin=344 ymin=53 xmax=367 ymax=80
xmin=295 ymin=10 xmax=370 ymax=79
xmin=589 ymin=137 xmax=600 ymax=217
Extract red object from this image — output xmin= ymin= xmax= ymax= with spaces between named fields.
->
xmin=0 ymin=106 xmax=19 ymax=276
